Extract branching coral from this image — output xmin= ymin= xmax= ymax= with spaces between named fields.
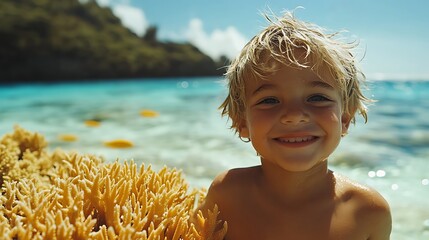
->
xmin=0 ymin=127 xmax=227 ymax=239
xmin=0 ymin=126 xmax=51 ymax=188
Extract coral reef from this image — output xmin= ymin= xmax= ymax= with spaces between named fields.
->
xmin=0 ymin=126 xmax=227 ymax=239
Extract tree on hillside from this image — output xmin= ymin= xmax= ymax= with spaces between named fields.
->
xmin=0 ymin=0 xmax=224 ymax=82
xmin=143 ymin=25 xmax=158 ymax=43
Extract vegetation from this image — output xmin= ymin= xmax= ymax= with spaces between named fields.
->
xmin=0 ymin=0 xmax=228 ymax=83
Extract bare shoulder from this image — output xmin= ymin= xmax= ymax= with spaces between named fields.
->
xmin=334 ymin=173 xmax=390 ymax=211
xmin=197 ymin=166 xmax=259 ymax=212
xmin=211 ymin=166 xmax=259 ymax=189
xmin=334 ymin=172 xmax=392 ymax=239
xmin=206 ymin=166 xmax=259 ymax=203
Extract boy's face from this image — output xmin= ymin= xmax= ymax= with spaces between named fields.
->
xmin=239 ymin=63 xmax=351 ymax=172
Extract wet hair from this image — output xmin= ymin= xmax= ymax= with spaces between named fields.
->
xmin=220 ymin=10 xmax=372 ymax=135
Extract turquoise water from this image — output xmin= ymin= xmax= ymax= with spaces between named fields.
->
xmin=0 ymin=78 xmax=428 ymax=239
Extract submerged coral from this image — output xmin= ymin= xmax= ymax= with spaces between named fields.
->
xmin=0 ymin=126 xmax=227 ymax=239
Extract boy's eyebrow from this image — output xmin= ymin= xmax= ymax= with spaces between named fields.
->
xmin=308 ymin=80 xmax=335 ymax=90
xmin=251 ymin=84 xmax=276 ymax=95
xmin=251 ymin=80 xmax=335 ymax=96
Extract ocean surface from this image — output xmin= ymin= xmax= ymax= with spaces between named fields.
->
xmin=0 ymin=77 xmax=428 ymax=239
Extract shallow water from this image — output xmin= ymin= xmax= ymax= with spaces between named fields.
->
xmin=0 ymin=78 xmax=428 ymax=239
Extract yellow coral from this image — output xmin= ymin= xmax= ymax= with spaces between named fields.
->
xmin=0 ymin=127 xmax=227 ymax=239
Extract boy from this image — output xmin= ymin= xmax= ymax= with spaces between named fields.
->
xmin=196 ymin=11 xmax=392 ymax=240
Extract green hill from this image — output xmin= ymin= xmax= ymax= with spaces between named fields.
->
xmin=0 ymin=0 xmax=228 ymax=83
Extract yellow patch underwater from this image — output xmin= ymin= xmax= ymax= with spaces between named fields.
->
xmin=58 ymin=134 xmax=78 ymax=142
xmin=103 ymin=139 xmax=134 ymax=148
xmin=140 ymin=109 xmax=159 ymax=118
xmin=85 ymin=120 xmax=101 ymax=127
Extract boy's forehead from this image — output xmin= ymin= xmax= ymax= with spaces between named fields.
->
xmin=239 ymin=45 xmax=344 ymax=95
xmin=257 ymin=47 xmax=336 ymax=77
xmin=245 ymin=61 xmax=338 ymax=88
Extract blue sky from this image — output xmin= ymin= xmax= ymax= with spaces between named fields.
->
xmin=95 ymin=0 xmax=429 ymax=80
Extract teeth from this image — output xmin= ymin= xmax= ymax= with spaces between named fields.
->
xmin=278 ymin=136 xmax=315 ymax=143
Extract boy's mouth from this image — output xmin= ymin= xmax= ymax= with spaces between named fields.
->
xmin=274 ymin=136 xmax=317 ymax=143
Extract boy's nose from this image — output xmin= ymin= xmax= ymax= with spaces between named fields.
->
xmin=279 ymin=105 xmax=309 ymax=125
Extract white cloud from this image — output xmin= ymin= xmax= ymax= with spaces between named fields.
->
xmin=90 ymin=2 xmax=247 ymax=60
xmin=92 ymin=0 xmax=148 ymax=36
xmin=94 ymin=0 xmax=131 ymax=7
xmin=185 ymin=18 xmax=247 ymax=60
xmin=112 ymin=5 xmax=148 ymax=36
xmin=93 ymin=0 xmax=111 ymax=7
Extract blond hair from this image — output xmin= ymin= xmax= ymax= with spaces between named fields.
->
xmin=220 ymin=10 xmax=371 ymax=134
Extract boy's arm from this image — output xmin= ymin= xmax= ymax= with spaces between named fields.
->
xmin=364 ymin=190 xmax=392 ymax=240
xmin=192 ymin=172 xmax=229 ymax=239
xmin=338 ymin=174 xmax=392 ymax=240
xmin=368 ymin=201 xmax=392 ymax=240
xmin=193 ymin=171 xmax=227 ymax=220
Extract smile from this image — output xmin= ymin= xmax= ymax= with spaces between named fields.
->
xmin=275 ymin=136 xmax=317 ymax=143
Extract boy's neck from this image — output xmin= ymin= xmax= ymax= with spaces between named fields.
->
xmin=257 ymin=159 xmax=334 ymax=205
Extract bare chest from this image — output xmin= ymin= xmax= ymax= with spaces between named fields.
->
xmin=223 ymin=198 xmax=367 ymax=240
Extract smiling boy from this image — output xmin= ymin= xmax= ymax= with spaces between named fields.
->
xmin=195 ymin=11 xmax=392 ymax=240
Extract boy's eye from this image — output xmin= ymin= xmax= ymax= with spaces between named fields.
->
xmin=308 ymin=94 xmax=331 ymax=102
xmin=257 ymin=97 xmax=279 ymax=105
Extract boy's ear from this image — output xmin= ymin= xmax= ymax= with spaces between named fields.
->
xmin=238 ymin=120 xmax=250 ymax=139
xmin=341 ymin=113 xmax=352 ymax=135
